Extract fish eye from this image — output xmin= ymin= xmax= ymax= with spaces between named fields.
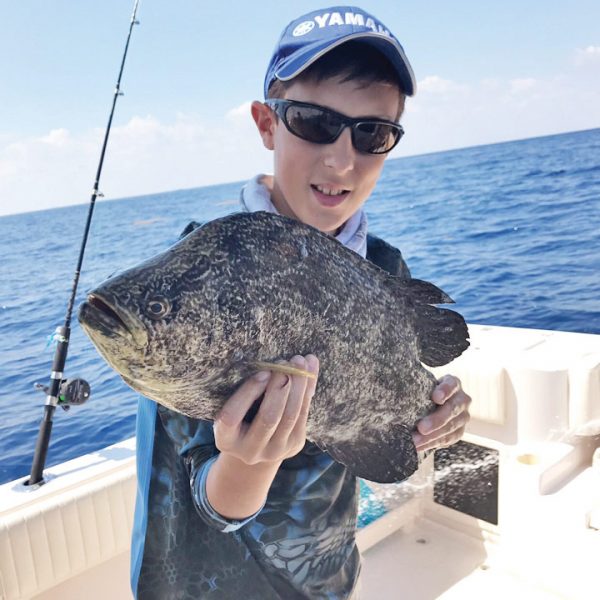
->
xmin=145 ymin=297 xmax=171 ymax=320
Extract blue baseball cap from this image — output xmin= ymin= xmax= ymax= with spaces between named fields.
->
xmin=264 ymin=6 xmax=416 ymax=98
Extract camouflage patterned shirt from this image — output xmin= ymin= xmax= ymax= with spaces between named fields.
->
xmin=130 ymin=226 xmax=410 ymax=599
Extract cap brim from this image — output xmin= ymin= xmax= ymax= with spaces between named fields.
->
xmin=275 ymin=32 xmax=416 ymax=96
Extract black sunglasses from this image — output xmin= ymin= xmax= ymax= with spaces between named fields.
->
xmin=265 ymin=99 xmax=404 ymax=155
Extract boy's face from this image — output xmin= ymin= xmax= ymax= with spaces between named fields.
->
xmin=252 ymin=77 xmax=404 ymax=235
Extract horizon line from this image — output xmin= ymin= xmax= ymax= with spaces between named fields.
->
xmin=1 ymin=126 xmax=598 ymax=220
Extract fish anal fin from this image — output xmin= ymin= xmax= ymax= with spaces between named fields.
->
xmin=323 ymin=425 xmax=418 ymax=483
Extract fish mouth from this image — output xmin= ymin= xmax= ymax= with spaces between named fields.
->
xmin=79 ymin=292 xmax=148 ymax=349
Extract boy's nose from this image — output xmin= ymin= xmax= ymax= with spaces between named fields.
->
xmin=322 ymin=128 xmax=355 ymax=173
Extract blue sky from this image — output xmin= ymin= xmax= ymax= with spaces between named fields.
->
xmin=1 ymin=0 xmax=599 ymax=216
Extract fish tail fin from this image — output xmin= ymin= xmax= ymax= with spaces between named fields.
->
xmin=405 ymin=278 xmax=455 ymax=304
xmin=404 ymin=279 xmax=470 ymax=367
xmin=415 ymin=304 xmax=470 ymax=366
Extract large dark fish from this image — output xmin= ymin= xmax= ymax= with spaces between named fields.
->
xmin=78 ymin=211 xmax=469 ymax=483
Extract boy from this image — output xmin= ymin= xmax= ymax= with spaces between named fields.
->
xmin=131 ymin=6 xmax=471 ymax=599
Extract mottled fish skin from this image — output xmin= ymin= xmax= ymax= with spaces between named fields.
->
xmin=78 ymin=211 xmax=469 ymax=482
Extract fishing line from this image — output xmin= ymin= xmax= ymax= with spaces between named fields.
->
xmin=27 ymin=0 xmax=141 ymax=487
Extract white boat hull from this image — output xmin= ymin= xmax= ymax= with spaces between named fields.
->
xmin=1 ymin=324 xmax=599 ymax=599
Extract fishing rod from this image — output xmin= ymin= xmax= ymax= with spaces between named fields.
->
xmin=26 ymin=0 xmax=141 ymax=487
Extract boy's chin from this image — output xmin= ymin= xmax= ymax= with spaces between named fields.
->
xmin=281 ymin=196 xmax=357 ymax=235
xmin=302 ymin=213 xmax=347 ymax=236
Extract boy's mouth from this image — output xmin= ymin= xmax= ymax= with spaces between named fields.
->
xmin=313 ymin=184 xmax=348 ymax=196
xmin=311 ymin=184 xmax=350 ymax=207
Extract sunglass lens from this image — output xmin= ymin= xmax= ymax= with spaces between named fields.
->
xmin=354 ymin=122 xmax=400 ymax=154
xmin=285 ymin=105 xmax=342 ymax=144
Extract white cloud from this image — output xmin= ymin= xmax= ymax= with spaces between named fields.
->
xmin=40 ymin=128 xmax=71 ymax=146
xmin=0 ymin=106 xmax=272 ymax=217
xmin=481 ymin=78 xmax=502 ymax=91
xmin=417 ymin=75 xmax=469 ymax=94
xmin=225 ymin=101 xmax=253 ymax=122
xmin=509 ymin=78 xmax=538 ymax=94
xmin=393 ymin=65 xmax=600 ymax=159
xmin=574 ymin=45 xmax=600 ymax=65
xmin=2 ymin=50 xmax=600 ymax=217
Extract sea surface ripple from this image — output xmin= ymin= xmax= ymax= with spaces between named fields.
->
xmin=0 ymin=128 xmax=598 ymax=484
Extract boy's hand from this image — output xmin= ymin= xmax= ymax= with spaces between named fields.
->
xmin=214 ymin=354 xmax=319 ymax=465
xmin=412 ymin=374 xmax=472 ymax=452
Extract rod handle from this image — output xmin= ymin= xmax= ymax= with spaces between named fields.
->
xmin=26 ymin=406 xmax=55 ymax=486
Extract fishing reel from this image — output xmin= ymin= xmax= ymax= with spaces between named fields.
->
xmin=35 ymin=378 xmax=91 ymax=411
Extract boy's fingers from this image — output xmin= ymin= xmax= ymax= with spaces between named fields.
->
xmin=432 ymin=374 xmax=462 ymax=404
xmin=244 ymin=371 xmax=291 ymax=448
xmin=289 ymin=355 xmax=319 ymax=446
xmin=214 ymin=371 xmax=272 ymax=444
xmin=413 ymin=412 xmax=469 ymax=451
xmin=268 ymin=356 xmax=309 ymax=444
xmin=290 ymin=389 xmax=312 ymax=445
xmin=303 ymin=354 xmax=320 ymax=398
xmin=416 ymin=400 xmax=452 ymax=436
xmin=419 ymin=373 xmax=470 ymax=436
xmin=215 ymin=355 xmax=319 ymax=461
xmin=413 ymin=374 xmax=471 ymax=451
xmin=419 ymin=388 xmax=471 ymax=436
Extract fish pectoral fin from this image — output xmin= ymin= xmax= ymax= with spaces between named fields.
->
xmin=322 ymin=425 xmax=418 ymax=483
xmin=253 ymin=361 xmax=317 ymax=380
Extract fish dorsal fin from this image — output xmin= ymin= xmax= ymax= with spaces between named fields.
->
xmin=404 ymin=278 xmax=455 ymax=305
xmin=387 ymin=276 xmax=470 ymax=367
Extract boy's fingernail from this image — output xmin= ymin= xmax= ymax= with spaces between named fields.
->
xmin=255 ymin=371 xmax=270 ymax=382
xmin=420 ymin=418 xmax=432 ymax=433
xmin=432 ymin=389 xmax=444 ymax=403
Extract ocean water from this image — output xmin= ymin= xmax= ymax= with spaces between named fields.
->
xmin=0 ymin=128 xmax=598 ymax=485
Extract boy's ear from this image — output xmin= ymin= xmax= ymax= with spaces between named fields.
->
xmin=251 ymin=100 xmax=276 ymax=150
